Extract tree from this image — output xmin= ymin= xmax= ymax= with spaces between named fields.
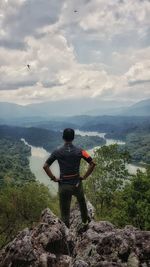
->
xmin=114 ymin=167 xmax=150 ymax=230
xmin=0 ymin=182 xmax=59 ymax=248
xmin=84 ymin=144 xmax=150 ymax=230
xmin=84 ymin=144 xmax=131 ymax=220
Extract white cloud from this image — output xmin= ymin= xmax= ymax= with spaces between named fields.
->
xmin=0 ymin=0 xmax=150 ymax=105
xmin=125 ymin=60 xmax=150 ymax=84
xmin=0 ymin=0 xmax=63 ymax=49
xmin=79 ymin=0 xmax=150 ymax=40
xmin=111 ymin=46 xmax=150 ymax=74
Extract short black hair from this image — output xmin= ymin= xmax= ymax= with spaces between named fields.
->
xmin=63 ymin=128 xmax=75 ymax=141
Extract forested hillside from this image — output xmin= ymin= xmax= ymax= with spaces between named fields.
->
xmin=79 ymin=116 xmax=150 ymax=140
xmin=0 ymin=138 xmax=35 ymax=187
xmin=0 ymin=125 xmax=105 ymax=151
xmin=84 ymin=145 xmax=150 ymax=230
xmin=0 ymin=138 xmax=59 ymax=248
xmin=124 ymin=133 xmax=150 ymax=164
xmin=105 ymin=124 xmax=150 ymax=164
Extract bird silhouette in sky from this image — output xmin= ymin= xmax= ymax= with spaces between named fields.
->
xmin=74 ymin=10 xmax=78 ymax=13
xmin=27 ymin=64 xmax=30 ymax=70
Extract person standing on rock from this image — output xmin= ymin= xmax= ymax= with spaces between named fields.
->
xmin=43 ymin=128 xmax=96 ymax=229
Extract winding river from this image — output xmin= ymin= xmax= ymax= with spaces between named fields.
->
xmin=21 ymin=130 xmax=145 ymax=195
xmin=22 ymin=139 xmax=59 ymax=195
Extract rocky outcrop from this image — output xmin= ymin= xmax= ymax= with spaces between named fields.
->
xmin=0 ymin=205 xmax=150 ymax=267
xmin=0 ymin=209 xmax=70 ymax=267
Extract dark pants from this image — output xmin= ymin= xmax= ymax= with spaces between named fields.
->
xmin=58 ymin=181 xmax=88 ymax=228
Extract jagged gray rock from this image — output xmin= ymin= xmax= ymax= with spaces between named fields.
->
xmin=0 ymin=206 xmax=150 ymax=267
xmin=0 ymin=208 xmax=71 ymax=267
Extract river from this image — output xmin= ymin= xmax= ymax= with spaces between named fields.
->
xmin=21 ymin=130 xmax=145 ymax=195
xmin=21 ymin=139 xmax=59 ymax=195
xmin=75 ymin=129 xmax=125 ymax=146
xmin=75 ymin=129 xmax=125 ymax=154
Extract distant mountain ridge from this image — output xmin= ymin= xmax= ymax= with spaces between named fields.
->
xmin=86 ymin=99 xmax=150 ymax=116
xmin=0 ymin=98 xmax=149 ymax=119
xmin=121 ymin=98 xmax=150 ymax=116
xmin=0 ymin=99 xmax=123 ymax=118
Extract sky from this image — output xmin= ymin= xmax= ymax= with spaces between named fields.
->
xmin=0 ymin=0 xmax=150 ymax=105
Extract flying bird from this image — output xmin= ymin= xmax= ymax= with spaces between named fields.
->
xmin=27 ymin=64 xmax=30 ymax=70
xmin=74 ymin=10 xmax=78 ymax=13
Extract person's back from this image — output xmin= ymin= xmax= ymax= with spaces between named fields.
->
xmin=43 ymin=128 xmax=96 ymax=228
xmin=47 ymin=142 xmax=93 ymax=184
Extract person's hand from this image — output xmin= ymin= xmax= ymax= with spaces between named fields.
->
xmin=80 ymin=176 xmax=86 ymax=180
xmin=54 ymin=177 xmax=60 ymax=182
xmin=51 ymin=176 xmax=60 ymax=182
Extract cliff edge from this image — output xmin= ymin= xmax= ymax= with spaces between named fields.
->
xmin=0 ymin=205 xmax=150 ymax=267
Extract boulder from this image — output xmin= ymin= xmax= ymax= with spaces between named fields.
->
xmin=0 ymin=205 xmax=150 ymax=267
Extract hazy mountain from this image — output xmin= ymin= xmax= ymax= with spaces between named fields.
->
xmin=82 ymin=99 xmax=150 ymax=116
xmin=122 ymin=99 xmax=150 ymax=116
xmin=0 ymin=102 xmax=34 ymax=118
xmin=0 ymin=99 xmax=149 ymax=120
xmin=26 ymin=98 xmax=132 ymax=117
xmin=0 ymin=99 xmax=131 ymax=119
xmin=85 ymin=106 xmax=126 ymax=116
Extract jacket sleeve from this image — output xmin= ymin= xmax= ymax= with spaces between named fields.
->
xmin=45 ymin=150 xmax=57 ymax=166
xmin=81 ymin=149 xmax=93 ymax=163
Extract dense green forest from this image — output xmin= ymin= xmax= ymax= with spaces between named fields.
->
xmin=84 ymin=145 xmax=150 ymax=230
xmin=106 ymin=128 xmax=150 ymax=164
xmin=0 ymin=138 xmax=35 ymax=187
xmin=124 ymin=132 xmax=150 ymax=164
xmin=0 ymin=125 xmax=105 ymax=151
xmin=0 ymin=138 xmax=59 ymax=248
xmin=0 ymin=182 xmax=59 ymax=248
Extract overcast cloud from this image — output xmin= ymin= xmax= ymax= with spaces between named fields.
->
xmin=0 ymin=0 xmax=150 ymax=105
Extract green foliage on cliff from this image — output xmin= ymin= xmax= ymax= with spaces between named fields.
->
xmin=0 ymin=138 xmax=59 ymax=248
xmin=0 ymin=182 xmax=59 ymax=248
xmin=84 ymin=145 xmax=131 ymax=218
xmin=0 ymin=138 xmax=35 ymax=187
xmin=111 ymin=168 xmax=150 ymax=230
xmin=105 ymin=125 xmax=150 ymax=164
xmin=124 ymin=132 xmax=150 ymax=164
xmin=84 ymin=144 xmax=150 ymax=230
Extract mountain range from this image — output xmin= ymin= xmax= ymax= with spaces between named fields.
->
xmin=0 ymin=98 xmax=149 ymax=120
